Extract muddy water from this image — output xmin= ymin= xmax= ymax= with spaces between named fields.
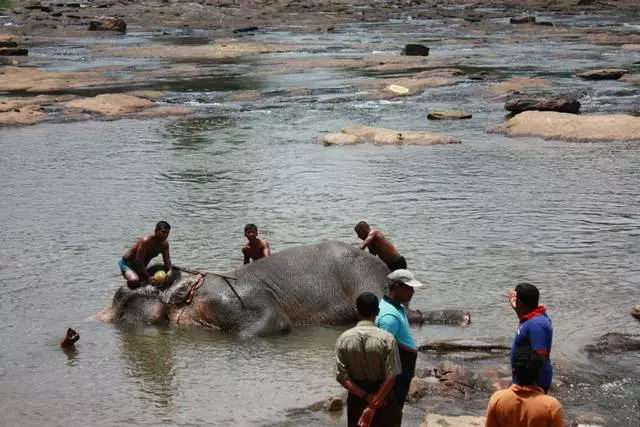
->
xmin=1 ymin=9 xmax=639 ymax=427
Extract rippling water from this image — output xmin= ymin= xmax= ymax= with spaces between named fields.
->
xmin=1 ymin=9 xmax=640 ymax=427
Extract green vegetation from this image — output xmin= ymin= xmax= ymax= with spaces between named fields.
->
xmin=0 ymin=0 xmax=12 ymax=10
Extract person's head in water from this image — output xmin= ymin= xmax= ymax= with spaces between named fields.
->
xmin=354 ymin=221 xmax=370 ymax=240
xmin=154 ymin=221 xmax=171 ymax=241
xmin=60 ymin=328 xmax=80 ymax=349
xmin=514 ymin=283 xmax=540 ymax=313
xmin=512 ymin=343 xmax=544 ymax=386
xmin=356 ymin=292 xmax=379 ymax=320
xmin=244 ymin=223 xmax=259 ymax=242
xmin=387 ymin=269 xmax=424 ymax=305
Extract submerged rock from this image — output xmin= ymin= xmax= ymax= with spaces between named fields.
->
xmin=632 ymin=304 xmax=640 ymax=320
xmin=488 ymin=111 xmax=640 ymax=142
xmin=427 ymin=111 xmax=472 ymax=120
xmin=510 ymin=16 xmax=536 ymax=24
xmin=576 ymin=68 xmax=628 ymax=80
xmin=584 ymin=332 xmax=640 ymax=354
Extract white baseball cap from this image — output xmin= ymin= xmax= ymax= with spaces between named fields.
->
xmin=387 ymin=269 xmax=425 ymax=288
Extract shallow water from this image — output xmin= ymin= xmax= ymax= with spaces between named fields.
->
xmin=1 ymin=8 xmax=640 ymax=427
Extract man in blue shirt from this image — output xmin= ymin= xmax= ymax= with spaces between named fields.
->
xmin=376 ymin=269 xmax=425 ymax=413
xmin=508 ymin=282 xmax=553 ymax=393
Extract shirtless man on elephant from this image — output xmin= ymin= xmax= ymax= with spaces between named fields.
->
xmin=355 ymin=221 xmax=407 ymax=271
xmin=118 ymin=221 xmax=174 ymax=289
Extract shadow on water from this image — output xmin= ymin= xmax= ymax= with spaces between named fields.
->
xmin=115 ymin=325 xmax=176 ymax=408
xmin=162 ymin=115 xmax=237 ymax=151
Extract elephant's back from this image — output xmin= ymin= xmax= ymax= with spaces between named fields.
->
xmin=237 ymin=241 xmax=390 ymax=324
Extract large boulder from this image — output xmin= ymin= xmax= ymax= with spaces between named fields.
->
xmin=488 ymin=111 xmax=640 ymax=142
xmin=505 ymin=98 xmax=581 ymax=114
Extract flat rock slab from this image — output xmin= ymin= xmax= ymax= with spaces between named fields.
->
xmin=484 ymin=77 xmax=552 ymax=99
xmin=428 ymin=111 xmax=472 ymax=120
xmin=329 ymin=125 xmax=461 ymax=146
xmin=419 ymin=339 xmax=510 ymax=352
xmin=620 ymin=74 xmax=640 ymax=84
xmin=65 ymin=94 xmax=156 ymax=117
xmin=489 ymin=111 xmax=640 ymax=142
xmin=576 ymin=68 xmax=628 ymax=80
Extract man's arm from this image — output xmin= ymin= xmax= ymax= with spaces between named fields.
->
xmin=261 ymin=240 xmax=271 ymax=258
xmin=242 ymin=246 xmax=250 ymax=264
xmin=357 ymin=377 xmax=395 ymax=427
xmin=360 ymin=230 xmax=378 ymax=250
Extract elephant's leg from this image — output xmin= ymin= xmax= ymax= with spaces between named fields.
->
xmin=252 ymin=306 xmax=292 ymax=337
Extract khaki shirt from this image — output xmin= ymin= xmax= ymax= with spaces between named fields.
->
xmin=335 ymin=320 xmax=402 ymax=382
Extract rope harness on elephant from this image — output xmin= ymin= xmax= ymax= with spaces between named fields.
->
xmin=173 ymin=267 xmax=246 ymax=325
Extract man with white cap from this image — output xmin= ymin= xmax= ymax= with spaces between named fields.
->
xmin=375 ymin=269 xmax=425 ymax=415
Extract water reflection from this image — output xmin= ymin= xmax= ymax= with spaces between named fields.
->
xmin=163 ymin=115 xmax=237 ymax=151
xmin=116 ymin=325 xmax=176 ymax=408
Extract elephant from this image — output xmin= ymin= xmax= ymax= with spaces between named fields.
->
xmin=96 ymin=241 xmax=469 ymax=336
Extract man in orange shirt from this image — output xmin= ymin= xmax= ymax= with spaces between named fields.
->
xmin=485 ymin=344 xmax=564 ymax=427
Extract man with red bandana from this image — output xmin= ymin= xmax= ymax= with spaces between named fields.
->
xmin=507 ymin=283 xmax=553 ymax=393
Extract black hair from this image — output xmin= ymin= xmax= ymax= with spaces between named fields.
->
xmin=356 ymin=292 xmax=379 ymax=318
xmin=244 ymin=223 xmax=258 ymax=232
xmin=513 ymin=343 xmax=544 ymax=386
xmin=155 ymin=221 xmax=171 ymax=231
xmin=515 ymin=283 xmax=539 ymax=309
xmin=355 ymin=220 xmax=369 ymax=231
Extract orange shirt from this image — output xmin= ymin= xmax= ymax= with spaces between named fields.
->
xmin=485 ymin=385 xmax=564 ymax=427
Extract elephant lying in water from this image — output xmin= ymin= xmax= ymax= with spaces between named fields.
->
xmin=97 ymin=241 xmax=470 ymax=336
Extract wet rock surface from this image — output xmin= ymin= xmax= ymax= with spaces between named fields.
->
xmin=489 ymin=111 xmax=640 ymax=142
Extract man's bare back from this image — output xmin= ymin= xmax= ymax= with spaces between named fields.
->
xmin=355 ymin=221 xmax=407 ymax=271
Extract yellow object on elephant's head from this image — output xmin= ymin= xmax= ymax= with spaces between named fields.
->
xmin=153 ymin=270 xmax=167 ymax=284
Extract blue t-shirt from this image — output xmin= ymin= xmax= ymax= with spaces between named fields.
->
xmin=376 ymin=296 xmax=417 ymax=351
xmin=512 ymin=312 xmax=553 ymax=388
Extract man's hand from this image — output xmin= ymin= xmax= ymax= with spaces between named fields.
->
xmin=507 ymin=290 xmax=517 ymax=310
xmin=149 ymin=277 xmax=159 ymax=286
xmin=358 ymin=407 xmax=376 ymax=427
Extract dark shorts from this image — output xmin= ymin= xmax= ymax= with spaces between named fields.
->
xmin=386 ymin=256 xmax=407 ymax=271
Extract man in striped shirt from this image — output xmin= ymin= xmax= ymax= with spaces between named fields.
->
xmin=336 ymin=292 xmax=402 ymax=427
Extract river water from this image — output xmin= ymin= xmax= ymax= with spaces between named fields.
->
xmin=1 ymin=7 xmax=639 ymax=427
